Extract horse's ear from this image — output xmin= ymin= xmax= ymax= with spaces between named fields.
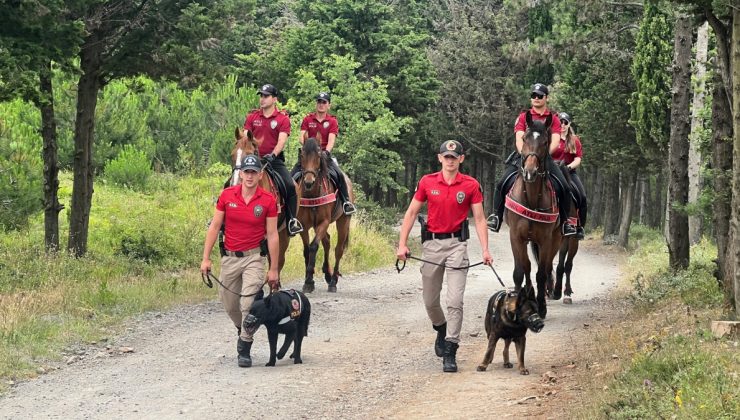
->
xmin=525 ymin=111 xmax=533 ymax=129
xmin=246 ymin=130 xmax=253 ymax=142
xmin=545 ymin=114 xmax=552 ymax=130
xmin=235 ymin=126 xmax=242 ymax=141
xmin=316 ymin=132 xmax=322 ymax=146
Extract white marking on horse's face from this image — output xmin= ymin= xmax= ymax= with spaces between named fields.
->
xmin=532 ymin=132 xmax=540 ymax=140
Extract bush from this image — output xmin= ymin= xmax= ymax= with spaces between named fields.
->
xmin=104 ymin=145 xmax=152 ymax=190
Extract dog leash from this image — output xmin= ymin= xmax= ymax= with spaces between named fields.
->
xmin=395 ymin=254 xmax=507 ymax=288
xmin=201 ymin=270 xmax=270 ymax=297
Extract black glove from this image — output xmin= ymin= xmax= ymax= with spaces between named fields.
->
xmin=263 ymin=153 xmax=275 ymax=163
xmin=322 ymin=150 xmax=331 ymax=159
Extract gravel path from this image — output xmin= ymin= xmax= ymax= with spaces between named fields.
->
xmin=0 ymin=225 xmax=620 ymax=419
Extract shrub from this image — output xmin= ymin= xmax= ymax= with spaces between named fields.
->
xmin=104 ymin=145 xmax=152 ymax=190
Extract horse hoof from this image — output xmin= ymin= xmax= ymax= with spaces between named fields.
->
xmin=328 ymin=285 xmax=337 ymax=293
xmin=302 ymin=283 xmax=315 ymax=293
xmin=519 ymin=368 xmax=530 ymax=375
xmin=503 ymin=362 xmax=513 ymax=369
xmin=476 ymin=365 xmax=487 ymax=372
xmin=563 ymin=297 xmax=573 ymax=305
xmin=552 ymin=291 xmax=562 ymax=301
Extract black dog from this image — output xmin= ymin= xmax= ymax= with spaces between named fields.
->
xmin=476 ymin=286 xmax=544 ymax=375
xmin=243 ymin=289 xmax=311 ymax=366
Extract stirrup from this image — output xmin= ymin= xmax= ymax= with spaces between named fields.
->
xmin=288 ymin=218 xmax=304 ymax=236
xmin=487 ymin=214 xmax=501 ymax=232
xmin=562 ymin=223 xmax=577 ymax=237
xmin=342 ymin=201 xmax=356 ymax=215
xmin=576 ymin=226 xmax=585 ymax=240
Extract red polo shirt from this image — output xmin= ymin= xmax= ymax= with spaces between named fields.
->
xmin=551 ymin=135 xmax=583 ymax=165
xmin=300 ymin=113 xmax=339 ymax=150
xmin=414 ymin=171 xmax=483 ymax=233
xmin=244 ymin=109 xmax=292 ymax=156
xmin=514 ymin=108 xmax=562 ymax=136
xmin=216 ymin=185 xmax=278 ymax=251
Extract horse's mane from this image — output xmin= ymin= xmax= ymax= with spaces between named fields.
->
xmin=303 ymin=137 xmax=328 ymax=176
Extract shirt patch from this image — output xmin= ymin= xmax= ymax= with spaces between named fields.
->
xmin=456 ymin=191 xmax=465 ymax=204
xmin=270 ymin=120 xmax=277 ymax=129
xmin=430 ymin=190 xmax=440 ymax=196
xmin=323 ymin=121 xmax=330 ymax=129
xmin=254 ymin=205 xmax=264 ymax=217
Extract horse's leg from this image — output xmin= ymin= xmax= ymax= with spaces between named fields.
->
xmin=509 ymin=231 xmax=530 ymax=291
xmin=329 ymin=215 xmax=351 ymax=292
xmin=535 ymin=242 xmax=556 ymax=319
xmin=322 ymin=233 xmax=332 ymax=284
xmin=300 ymin=229 xmax=315 ymax=293
xmin=311 ymin=215 xmax=332 ymax=292
xmin=563 ymin=239 xmax=578 ymax=303
xmin=553 ymin=240 xmax=567 ymax=301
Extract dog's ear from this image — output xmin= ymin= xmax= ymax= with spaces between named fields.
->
xmin=526 ymin=285 xmax=536 ymax=300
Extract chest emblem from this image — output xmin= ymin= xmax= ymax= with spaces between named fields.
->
xmin=456 ymin=191 xmax=465 ymax=204
xmin=323 ymin=121 xmax=330 ymax=129
xmin=270 ymin=120 xmax=278 ymax=130
xmin=228 ymin=202 xmax=237 ymax=208
xmin=430 ymin=189 xmax=440 ymax=196
xmin=253 ymin=205 xmax=264 ymax=217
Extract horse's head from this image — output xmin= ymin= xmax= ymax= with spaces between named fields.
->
xmin=232 ymin=127 xmax=259 ymax=166
xmin=300 ymin=137 xmax=326 ymax=191
xmin=520 ymin=117 xmax=551 ymax=183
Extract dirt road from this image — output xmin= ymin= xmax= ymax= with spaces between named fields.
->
xmin=0 ymin=226 xmax=620 ymax=419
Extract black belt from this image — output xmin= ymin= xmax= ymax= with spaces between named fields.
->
xmin=222 ymin=247 xmax=261 ymax=257
xmin=429 ymin=230 xmax=463 ymax=240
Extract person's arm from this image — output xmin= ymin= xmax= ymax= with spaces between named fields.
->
xmin=471 ymin=202 xmax=493 ymax=265
xmin=568 ymin=157 xmax=582 ymax=170
xmin=271 ymin=131 xmax=289 ymax=155
xmin=515 ymin=131 xmax=525 ymax=153
xmin=325 ymin=133 xmax=337 ymax=153
xmin=396 ymin=199 xmax=425 ymax=260
xmin=568 ymin=137 xmax=583 ymax=169
xmin=201 ymin=209 xmax=225 ymax=273
xmin=265 ymin=216 xmax=279 ymax=287
xmin=299 ymin=130 xmax=308 ymax=145
xmin=549 ymin=133 xmax=561 ymax=154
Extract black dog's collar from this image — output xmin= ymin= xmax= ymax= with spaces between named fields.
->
xmin=278 ymin=289 xmax=303 ymax=325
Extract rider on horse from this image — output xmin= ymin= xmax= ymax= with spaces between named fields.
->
xmin=244 ymin=83 xmax=303 ymax=236
xmin=292 ymin=92 xmax=357 ymax=215
xmin=553 ymin=112 xmax=587 ymax=240
xmin=487 ymin=83 xmax=577 ymax=237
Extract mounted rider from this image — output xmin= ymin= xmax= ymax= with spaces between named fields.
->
xmin=553 ymin=112 xmax=587 ymax=239
xmin=292 ymin=92 xmax=356 ymax=215
xmin=487 ymin=83 xmax=577 ymax=237
xmin=244 ymin=83 xmax=303 ymax=236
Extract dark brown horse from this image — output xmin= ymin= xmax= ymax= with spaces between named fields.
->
xmin=230 ymin=127 xmax=291 ymax=272
xmin=505 ymin=119 xmax=562 ymax=318
xmin=296 ymin=137 xmax=353 ymax=293
xmin=552 ymin=164 xmax=579 ymax=304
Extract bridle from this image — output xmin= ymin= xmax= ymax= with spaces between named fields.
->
xmin=519 ymin=151 xmax=547 ymax=183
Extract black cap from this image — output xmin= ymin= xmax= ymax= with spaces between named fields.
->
xmin=558 ymin=112 xmax=571 ymax=124
xmin=439 ymin=140 xmax=464 ymax=157
xmin=241 ymin=154 xmax=262 ymax=172
xmin=316 ymin=92 xmax=331 ymax=102
xmin=257 ymin=84 xmax=278 ymax=96
xmin=531 ymin=83 xmax=549 ymax=96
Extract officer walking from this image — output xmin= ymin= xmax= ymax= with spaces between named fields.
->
xmin=201 ymin=154 xmax=280 ymax=368
xmin=396 ymin=140 xmax=493 ymax=373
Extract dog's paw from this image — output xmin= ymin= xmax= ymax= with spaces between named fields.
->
xmin=265 ymin=361 xmax=276 ymax=367
xmin=293 ymin=357 xmax=302 ymax=364
xmin=519 ymin=368 xmax=530 ymax=375
xmin=476 ymin=365 xmax=487 ymax=372
xmin=503 ymin=362 xmax=513 ymax=369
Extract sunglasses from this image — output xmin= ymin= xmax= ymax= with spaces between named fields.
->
xmin=530 ymin=93 xmax=545 ymax=100
xmin=562 ymin=120 xmax=570 ymax=125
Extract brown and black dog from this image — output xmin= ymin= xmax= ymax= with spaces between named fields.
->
xmin=243 ymin=289 xmax=311 ymax=366
xmin=476 ymin=286 xmax=544 ymax=375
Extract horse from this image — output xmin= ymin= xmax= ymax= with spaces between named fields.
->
xmin=504 ymin=118 xmax=562 ymax=319
xmin=295 ymin=137 xmax=353 ymax=293
xmin=229 ymin=127 xmax=291 ymax=273
xmin=551 ymin=164 xmax=579 ymax=304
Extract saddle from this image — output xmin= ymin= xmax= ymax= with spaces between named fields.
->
xmin=261 ymin=163 xmax=285 ymax=213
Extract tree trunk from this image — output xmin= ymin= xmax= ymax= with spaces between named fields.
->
xmin=481 ymin=158 xmax=493 ymax=214
xmin=654 ymin=176 xmax=665 ymax=229
xmin=667 ymin=14 xmax=692 ymax=270
xmin=590 ymin=167 xmax=604 ymax=228
xmin=638 ymin=176 xmax=648 ymax=225
xmin=712 ymin=72 xmax=733 ymax=296
xmin=729 ymin=8 xmax=740 ymax=317
xmin=602 ymin=172 xmax=620 ymax=238
xmin=618 ymin=172 xmax=637 ymax=248
xmin=689 ymin=21 xmax=709 ymax=244
xmin=68 ymin=35 xmax=103 ymax=257
xmin=38 ymin=61 xmax=63 ymax=253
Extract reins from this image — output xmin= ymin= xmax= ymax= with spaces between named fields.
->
xmin=395 ymin=254 xmax=506 ymax=288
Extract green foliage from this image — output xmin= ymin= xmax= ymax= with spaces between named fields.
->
xmin=104 ymin=145 xmax=153 ymax=191
xmin=629 ymin=0 xmax=673 ymax=168
xmin=0 ymin=99 xmax=43 ymax=230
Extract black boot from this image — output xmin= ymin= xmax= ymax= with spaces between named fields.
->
xmin=237 ymin=338 xmax=253 ymax=368
xmin=433 ymin=323 xmax=447 ymax=357
xmin=443 ymin=341 xmax=459 ymax=372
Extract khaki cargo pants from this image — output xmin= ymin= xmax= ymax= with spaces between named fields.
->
xmin=419 ymin=238 xmax=469 ymax=344
xmin=219 ymin=253 xmax=265 ymax=342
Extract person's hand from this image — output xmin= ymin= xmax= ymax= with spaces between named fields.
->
xmin=482 ymin=250 xmax=493 ymax=266
xmin=396 ymin=245 xmax=410 ymax=261
xmin=263 ymin=153 xmax=276 ymax=163
xmin=200 ymin=259 xmax=211 ymax=275
xmin=322 ymin=150 xmax=331 ymax=159
xmin=267 ymin=268 xmax=279 ymax=289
